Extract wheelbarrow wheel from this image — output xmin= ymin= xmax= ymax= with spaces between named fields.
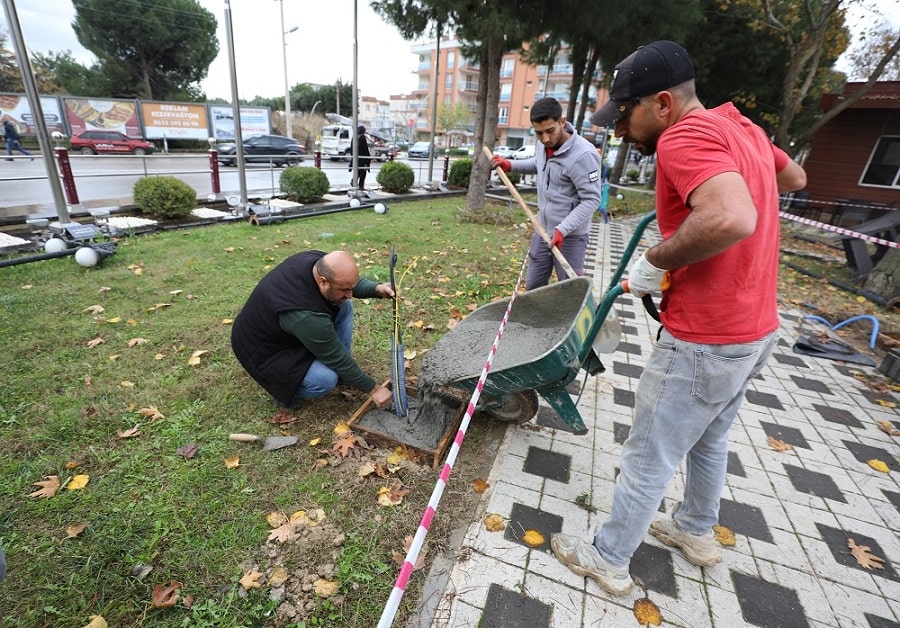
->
xmin=479 ymin=390 xmax=539 ymax=425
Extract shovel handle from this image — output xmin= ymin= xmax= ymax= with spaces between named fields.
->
xmin=229 ymin=433 xmax=260 ymax=442
xmin=482 ymin=145 xmax=577 ymax=279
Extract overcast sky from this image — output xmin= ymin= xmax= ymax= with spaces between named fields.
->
xmin=4 ymin=0 xmax=425 ymax=102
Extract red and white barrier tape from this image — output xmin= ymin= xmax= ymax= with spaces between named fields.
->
xmin=376 ymin=255 xmax=530 ymax=628
xmin=780 ymin=211 xmax=900 ymax=250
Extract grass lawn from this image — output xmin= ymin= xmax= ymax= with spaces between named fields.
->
xmin=0 ymin=196 xmax=534 ymax=627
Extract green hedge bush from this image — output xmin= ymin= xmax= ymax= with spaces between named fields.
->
xmin=280 ymin=166 xmax=330 ymax=202
xmin=133 ymin=176 xmax=197 ymax=218
xmin=448 ymin=158 xmax=473 ymax=188
xmin=377 ymin=161 xmax=415 ymax=193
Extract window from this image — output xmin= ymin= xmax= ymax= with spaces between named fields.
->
xmin=500 ymin=83 xmax=511 ymax=102
xmin=501 ymin=58 xmax=514 ymax=78
xmin=446 ymin=51 xmax=455 ymax=70
xmin=445 ymin=73 xmax=453 ymax=89
xmin=498 ymin=107 xmax=509 ymax=125
xmin=861 ymin=136 xmax=900 ymax=188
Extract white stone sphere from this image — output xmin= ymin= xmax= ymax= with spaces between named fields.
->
xmin=374 ymin=203 xmax=387 ymax=214
xmin=74 ymin=246 xmax=100 ymax=267
xmin=349 ymin=198 xmax=361 ymax=208
xmin=44 ymin=238 xmax=67 ymax=253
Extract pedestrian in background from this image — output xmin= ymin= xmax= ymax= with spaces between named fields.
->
xmin=490 ymin=97 xmax=601 ymax=290
xmin=2 ymin=119 xmax=32 ymax=161
xmin=550 ymin=40 xmax=807 ymax=595
xmin=351 ymin=125 xmax=372 ymax=193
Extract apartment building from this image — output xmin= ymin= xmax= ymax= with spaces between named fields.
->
xmin=399 ymin=36 xmax=605 ymax=149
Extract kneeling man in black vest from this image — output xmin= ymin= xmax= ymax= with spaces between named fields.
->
xmin=232 ymin=250 xmax=394 ymax=410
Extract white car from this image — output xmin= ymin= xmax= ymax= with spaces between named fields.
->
xmin=512 ymin=145 xmax=535 ymax=160
xmin=492 ymin=145 xmax=516 ymax=158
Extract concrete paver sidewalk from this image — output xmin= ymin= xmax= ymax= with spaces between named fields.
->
xmin=420 ymin=217 xmax=899 ymax=628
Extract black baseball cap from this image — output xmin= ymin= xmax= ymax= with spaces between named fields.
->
xmin=590 ymin=41 xmax=695 ymax=127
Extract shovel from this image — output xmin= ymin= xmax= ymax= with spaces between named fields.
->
xmin=229 ymin=433 xmax=298 ymax=451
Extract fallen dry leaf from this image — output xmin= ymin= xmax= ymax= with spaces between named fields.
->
xmin=106 ymin=317 xmax=121 ymax=324
xmin=333 ymin=433 xmax=368 ymax=458
xmin=137 ymin=406 xmax=165 ymax=421
xmin=83 ymin=615 xmax=108 ymax=628
xmin=67 ymin=474 xmax=90 ymax=490
xmin=313 ymin=578 xmax=339 ymax=597
xmin=875 ymin=399 xmax=897 ymax=408
xmin=86 ymin=337 xmax=105 ymax=348
xmin=266 ymin=511 xmax=288 ymax=528
xmin=268 ymin=522 xmax=297 ymax=543
xmin=268 ymin=566 xmax=289 ymax=588
xmin=633 ymin=597 xmax=662 ymax=625
xmin=170 ymin=289 xmax=183 ymax=296
xmin=358 ymin=462 xmax=376 ymax=477
xmin=308 ymin=437 xmax=322 ymax=447
xmin=151 ymin=581 xmax=181 ymax=607
xmin=117 ymin=424 xmax=141 ymax=439
xmin=484 ymin=513 xmax=505 ymax=532
xmin=877 ymin=421 xmax=900 ymax=436
xmin=221 ymin=318 xmax=234 ymax=325
xmin=713 ymin=524 xmax=736 ymax=547
xmin=391 ymin=535 xmax=428 ymax=571
xmin=65 ymin=522 xmax=90 ymax=538
xmin=471 ymin=478 xmax=490 ymax=493
xmin=333 ymin=421 xmax=352 ymax=437
xmin=64 ymin=461 xmax=83 ymax=470
xmin=868 ymin=459 xmax=890 ymax=473
xmin=119 ymin=380 xmax=135 ymax=388
xmin=176 ymin=443 xmax=198 ymax=459
xmin=29 ymin=475 xmax=61 ymax=498
xmin=187 ymin=350 xmax=209 ymax=366
xmin=82 ymin=304 xmax=105 ymax=315
xmin=521 ymin=529 xmax=545 ymax=547
xmin=848 ymin=538 xmax=885 ymax=570
xmin=127 ymin=337 xmax=149 ymax=347
xmin=377 ymin=484 xmax=409 ymax=507
xmin=268 ymin=408 xmax=297 ymax=425
xmin=223 ymin=455 xmax=240 ymax=469
xmin=239 ymin=570 xmax=264 ymax=590
xmin=767 ymin=435 xmax=793 ymax=452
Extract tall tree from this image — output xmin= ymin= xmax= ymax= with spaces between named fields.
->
xmin=0 ymin=34 xmax=64 ymax=94
xmin=71 ymin=0 xmax=219 ymax=100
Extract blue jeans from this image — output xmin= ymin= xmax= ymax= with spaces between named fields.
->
xmin=594 ymin=328 xmax=778 ymax=568
xmin=525 ymin=231 xmax=588 ymax=290
xmin=6 ymin=138 xmax=30 ymax=157
xmin=292 ymin=300 xmax=353 ymax=401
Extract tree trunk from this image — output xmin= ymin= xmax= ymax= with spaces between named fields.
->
xmin=863 ymin=248 xmax=900 ymax=301
xmin=610 ymin=140 xmax=629 ymax=184
xmin=466 ymin=34 xmax=503 ymax=214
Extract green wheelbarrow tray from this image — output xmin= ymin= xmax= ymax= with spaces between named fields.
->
xmin=424 ymin=212 xmax=656 ymax=436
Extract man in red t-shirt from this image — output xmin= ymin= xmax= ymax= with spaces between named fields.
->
xmin=551 ymin=41 xmax=807 ymax=595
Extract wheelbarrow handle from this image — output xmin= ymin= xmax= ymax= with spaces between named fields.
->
xmin=620 ymin=272 xmax=672 ymax=295
xmin=621 ymin=273 xmax=671 ymax=323
xmin=482 ymin=145 xmax=577 ymax=279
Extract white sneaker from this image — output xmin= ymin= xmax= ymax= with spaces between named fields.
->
xmin=550 ymin=533 xmax=634 ymax=595
xmin=649 ymin=519 xmax=722 ymax=567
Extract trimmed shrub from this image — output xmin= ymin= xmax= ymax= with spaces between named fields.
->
xmin=506 ymin=171 xmax=522 ymax=185
xmin=626 ymin=169 xmax=640 ymax=181
xmin=280 ymin=166 xmax=329 ymax=202
xmin=133 ymin=176 xmax=196 ymax=218
xmin=448 ymin=158 xmax=473 ymax=188
xmin=377 ymin=161 xmax=415 ymax=193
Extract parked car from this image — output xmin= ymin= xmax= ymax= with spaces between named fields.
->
xmin=407 ymin=141 xmax=435 ymax=160
xmin=372 ymin=142 xmax=399 ymax=162
xmin=512 ymin=145 xmax=535 ymax=160
xmin=492 ymin=145 xmax=516 ymax=158
xmin=70 ymin=131 xmax=157 ymax=155
xmin=217 ymin=134 xmax=305 ymax=167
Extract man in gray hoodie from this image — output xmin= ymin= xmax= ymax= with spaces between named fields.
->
xmin=491 ymin=97 xmax=602 ymax=290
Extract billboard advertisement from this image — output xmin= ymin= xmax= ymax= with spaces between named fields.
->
xmin=63 ymin=98 xmax=141 ymax=136
xmin=209 ymin=105 xmax=270 ymax=140
xmin=141 ymin=102 xmax=210 ymax=140
xmin=0 ymin=94 xmax=65 ymax=135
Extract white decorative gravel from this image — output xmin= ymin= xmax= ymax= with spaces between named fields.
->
xmin=191 ymin=207 xmax=231 ymax=219
xmin=0 ymin=232 xmax=30 ymax=247
xmin=107 ymin=216 xmax=159 ymax=228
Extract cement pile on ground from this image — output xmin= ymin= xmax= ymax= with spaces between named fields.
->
xmin=353 ymin=394 xmax=459 ymax=450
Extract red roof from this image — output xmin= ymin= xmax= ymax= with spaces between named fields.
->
xmin=819 ymin=81 xmax=900 ymax=111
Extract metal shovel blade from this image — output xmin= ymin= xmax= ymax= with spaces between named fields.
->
xmin=592 ymin=306 xmax=622 ymax=354
xmin=261 ymin=436 xmax=298 ymax=451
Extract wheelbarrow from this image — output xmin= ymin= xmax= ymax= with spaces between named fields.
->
xmin=421 ymin=212 xmax=658 ymax=435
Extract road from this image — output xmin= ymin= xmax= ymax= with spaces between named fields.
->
xmin=0 ymin=152 xmax=449 ymax=222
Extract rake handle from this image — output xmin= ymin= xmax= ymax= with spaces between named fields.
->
xmin=482 ymin=145 xmax=577 ymax=279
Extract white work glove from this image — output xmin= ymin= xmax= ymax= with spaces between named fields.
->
xmin=627 ymin=252 xmax=668 ymax=296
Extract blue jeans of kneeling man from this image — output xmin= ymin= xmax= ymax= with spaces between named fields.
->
xmin=293 ymin=300 xmax=353 ymax=401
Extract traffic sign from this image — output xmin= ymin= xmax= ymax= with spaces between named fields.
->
xmin=408 ymin=118 xmax=414 ymax=127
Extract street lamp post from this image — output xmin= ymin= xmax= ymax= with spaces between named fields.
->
xmin=278 ymin=0 xmax=298 ymax=139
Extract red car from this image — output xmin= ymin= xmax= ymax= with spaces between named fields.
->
xmin=70 ymin=131 xmax=157 ymax=155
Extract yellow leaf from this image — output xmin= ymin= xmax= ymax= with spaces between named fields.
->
xmin=222 ymin=318 xmax=234 ymax=324
xmin=314 ymin=458 xmax=328 ymax=470
xmin=403 ymin=348 xmax=417 ymax=360
xmin=86 ymin=337 xmax=104 ymax=348
xmin=289 ymin=510 xmax=307 ymax=523
xmin=133 ymin=267 xmax=142 ymax=276
xmin=21 ymin=284 xmax=32 ymax=290
xmin=169 ymin=289 xmax=183 ymax=295
xmin=385 ymin=453 xmax=402 ymax=466
xmin=65 ymin=522 xmax=90 ymax=538
xmin=154 ymin=353 xmax=166 ymax=360
xmin=308 ymin=437 xmax=322 ymax=447
xmin=306 ymin=508 xmax=326 ymax=525
xmin=471 ymin=478 xmax=490 ymax=493
xmin=333 ymin=421 xmax=352 ymax=437
xmin=83 ymin=615 xmax=108 ymax=628
xmin=224 ymin=455 xmax=241 ymax=469
xmin=108 ymin=354 xmax=120 ymax=361
xmin=484 ymin=513 xmax=505 ymax=532
xmin=127 ymin=318 xmax=138 ymax=326
xmin=239 ymin=570 xmax=264 ymax=590
xmin=120 ymin=381 xmax=134 ymax=388
xmin=868 ymin=459 xmax=890 ymax=473
xmin=713 ymin=524 xmax=736 ymax=546
xmin=268 ymin=566 xmax=289 ymax=588
xmin=64 ymin=461 xmax=83 ymax=470
xmin=377 ymin=484 xmax=409 ymax=507
xmin=875 ymin=399 xmax=897 ymax=408
xmin=107 ymin=317 xmax=121 ymax=323
xmin=188 ymin=349 xmax=209 ymax=366
xmin=188 ymin=356 xmax=202 ymax=366
xmin=117 ymin=424 xmax=141 ymax=438
xmin=633 ymin=597 xmax=662 ymax=625
xmin=266 ymin=511 xmax=288 ymax=528
xmin=29 ymin=475 xmax=61 ymax=498
xmin=877 ymin=421 xmax=900 ymax=436
xmin=127 ymin=337 xmax=149 ymax=347
xmin=137 ymin=406 xmax=165 ymax=421
xmin=313 ymin=579 xmax=339 ymax=597
xmin=767 ymin=435 xmax=793 ymax=452
xmin=67 ymin=474 xmax=90 ymax=490
xmin=522 ymin=529 xmax=545 ymax=547
xmin=856 ymin=296 xmax=867 ymax=303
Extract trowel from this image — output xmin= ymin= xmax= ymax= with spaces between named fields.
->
xmin=229 ymin=433 xmax=298 ymax=451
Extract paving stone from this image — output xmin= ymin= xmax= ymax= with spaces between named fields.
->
xmin=534 ymin=406 xmax=581 ymax=434
xmin=745 ymin=390 xmax=786 ymax=411
xmin=832 ymin=363 xmax=865 ymax=379
xmin=522 ymin=446 xmax=570 ymax=483
xmin=616 ymin=308 xmax=635 ymax=320
xmin=842 ymin=440 xmax=900 ymax=472
xmin=783 ymin=463 xmax=847 ymax=503
xmin=727 ymin=451 xmax=746 ymax=478
xmin=620 ymin=324 xmax=638 ymax=336
xmin=865 ymin=613 xmax=900 ymax=628
xmin=719 ymin=498 xmax=774 ymax=543
xmin=612 ymin=361 xmax=643 ymax=379
xmin=480 ymin=583 xmax=552 ymax=628
xmin=812 ymin=403 xmax=864 ymax=428
xmin=815 ymin=523 xmax=898 ymax=582
xmin=859 ymin=388 xmax=898 ymax=406
xmin=613 ymin=387 xmax=635 ymax=408
xmin=613 ymin=421 xmax=630 ymax=445
xmin=883 ymin=489 xmax=900 ymax=514
xmin=732 ymin=571 xmax=810 ymax=628
xmin=789 ymin=375 xmax=833 ymax=394
xmin=759 ymin=420 xmax=811 ymax=450
xmin=617 ymin=341 xmax=642 ymax=356
xmin=630 ymin=542 xmax=677 ymax=598
xmin=772 ymin=353 xmax=808 ymax=367
xmin=504 ymin=503 xmax=563 ymax=551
